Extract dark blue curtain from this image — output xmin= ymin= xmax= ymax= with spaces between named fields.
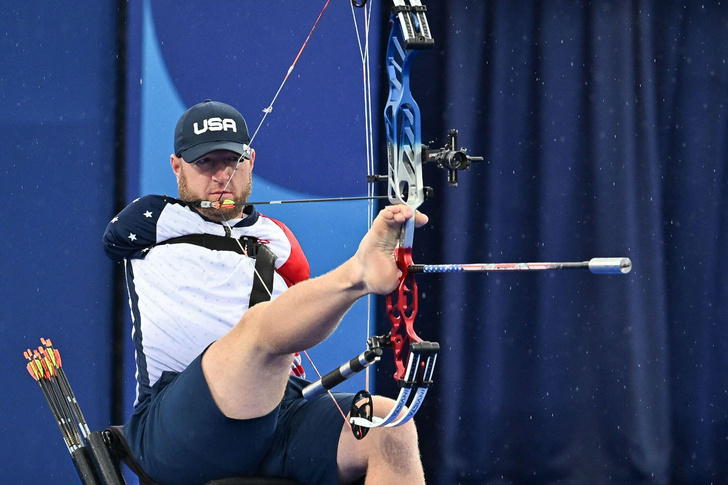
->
xmin=372 ymin=1 xmax=728 ymax=483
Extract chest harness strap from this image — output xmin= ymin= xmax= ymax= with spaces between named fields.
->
xmin=160 ymin=233 xmax=278 ymax=307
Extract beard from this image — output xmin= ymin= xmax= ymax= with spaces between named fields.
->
xmin=177 ymin=166 xmax=253 ymax=222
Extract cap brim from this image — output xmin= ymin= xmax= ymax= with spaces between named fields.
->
xmin=180 ymin=141 xmax=246 ymax=163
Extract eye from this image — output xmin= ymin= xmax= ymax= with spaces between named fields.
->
xmin=194 ymin=157 xmax=212 ymax=166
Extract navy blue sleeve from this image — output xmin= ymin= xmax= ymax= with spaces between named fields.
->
xmin=102 ymin=195 xmax=175 ymax=261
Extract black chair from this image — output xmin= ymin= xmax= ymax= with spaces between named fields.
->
xmin=91 ymin=426 xmax=299 ymax=485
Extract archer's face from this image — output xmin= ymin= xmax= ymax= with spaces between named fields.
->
xmin=171 ymin=149 xmax=254 ymax=221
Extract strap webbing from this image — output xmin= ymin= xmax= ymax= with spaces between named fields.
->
xmin=250 ymin=244 xmax=277 ymax=307
xmin=160 ymin=233 xmax=277 ymax=307
xmin=162 ymin=233 xmax=260 ymax=256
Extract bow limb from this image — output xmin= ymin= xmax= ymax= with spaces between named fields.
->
xmin=384 ymin=0 xmax=433 ymax=383
xmin=347 ymin=0 xmax=439 ymax=438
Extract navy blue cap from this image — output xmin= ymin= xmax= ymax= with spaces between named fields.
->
xmin=174 ymin=100 xmax=251 ymax=163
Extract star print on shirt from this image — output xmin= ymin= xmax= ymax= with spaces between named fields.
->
xmin=111 ymin=217 xmax=118 ymax=223
xmin=103 ymin=195 xmax=179 ymax=261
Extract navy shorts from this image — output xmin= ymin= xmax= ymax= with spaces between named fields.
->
xmin=124 ymin=352 xmax=356 ymax=485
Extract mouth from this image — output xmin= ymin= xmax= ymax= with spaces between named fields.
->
xmin=209 ymin=191 xmax=233 ymax=199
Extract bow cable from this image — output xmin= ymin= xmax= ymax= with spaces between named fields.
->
xmin=349 ymin=0 xmax=376 ymax=395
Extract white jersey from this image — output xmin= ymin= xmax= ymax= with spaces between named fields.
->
xmin=103 ymin=195 xmax=309 ymax=405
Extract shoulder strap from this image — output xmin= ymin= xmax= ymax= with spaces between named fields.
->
xmin=249 ymin=244 xmax=278 ymax=307
xmin=161 ymin=233 xmax=261 ymax=256
xmin=160 ymin=233 xmax=277 ymax=307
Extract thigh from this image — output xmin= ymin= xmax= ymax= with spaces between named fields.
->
xmin=257 ymin=376 xmax=357 ymax=485
xmin=125 ymin=352 xmax=280 ymax=485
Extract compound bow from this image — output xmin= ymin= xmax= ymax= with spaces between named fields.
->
xmin=194 ymin=0 xmax=631 ymax=439
xmin=301 ymin=0 xmax=631 ymax=441
xmin=302 ymin=0 xmax=485 ymax=438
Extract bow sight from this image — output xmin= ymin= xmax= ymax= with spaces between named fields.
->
xmin=424 ymin=129 xmax=484 ymax=187
xmin=367 ymin=129 xmax=483 ymax=195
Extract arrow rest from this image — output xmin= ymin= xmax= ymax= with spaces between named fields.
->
xmin=367 ymin=333 xmax=393 ymax=351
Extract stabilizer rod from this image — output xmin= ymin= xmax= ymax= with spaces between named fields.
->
xmin=409 ymin=257 xmax=632 ymax=275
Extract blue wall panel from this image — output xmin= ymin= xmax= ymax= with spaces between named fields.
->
xmin=0 ymin=2 xmax=119 ymax=482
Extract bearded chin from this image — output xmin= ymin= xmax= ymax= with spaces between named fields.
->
xmin=178 ymin=169 xmax=252 ymax=222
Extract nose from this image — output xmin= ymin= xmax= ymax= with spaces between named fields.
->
xmin=212 ymin=162 xmax=234 ymax=183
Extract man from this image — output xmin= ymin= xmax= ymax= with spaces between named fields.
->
xmin=103 ymin=100 xmax=427 ymax=484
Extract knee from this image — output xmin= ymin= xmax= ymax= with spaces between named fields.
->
xmin=376 ymin=419 xmax=419 ymax=456
xmin=367 ymin=397 xmax=422 ymax=469
xmin=338 ymin=396 xmax=425 ymax=482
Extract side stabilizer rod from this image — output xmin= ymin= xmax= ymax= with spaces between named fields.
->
xmin=302 ymin=348 xmax=383 ymax=400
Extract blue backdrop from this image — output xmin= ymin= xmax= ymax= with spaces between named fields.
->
xmin=0 ymin=1 xmax=119 ymax=482
xmin=3 ymin=1 xmax=728 ymax=484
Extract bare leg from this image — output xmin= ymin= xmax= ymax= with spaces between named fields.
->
xmin=201 ymin=206 xmax=429 ymax=419
xmin=337 ymin=396 xmax=426 ymax=484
